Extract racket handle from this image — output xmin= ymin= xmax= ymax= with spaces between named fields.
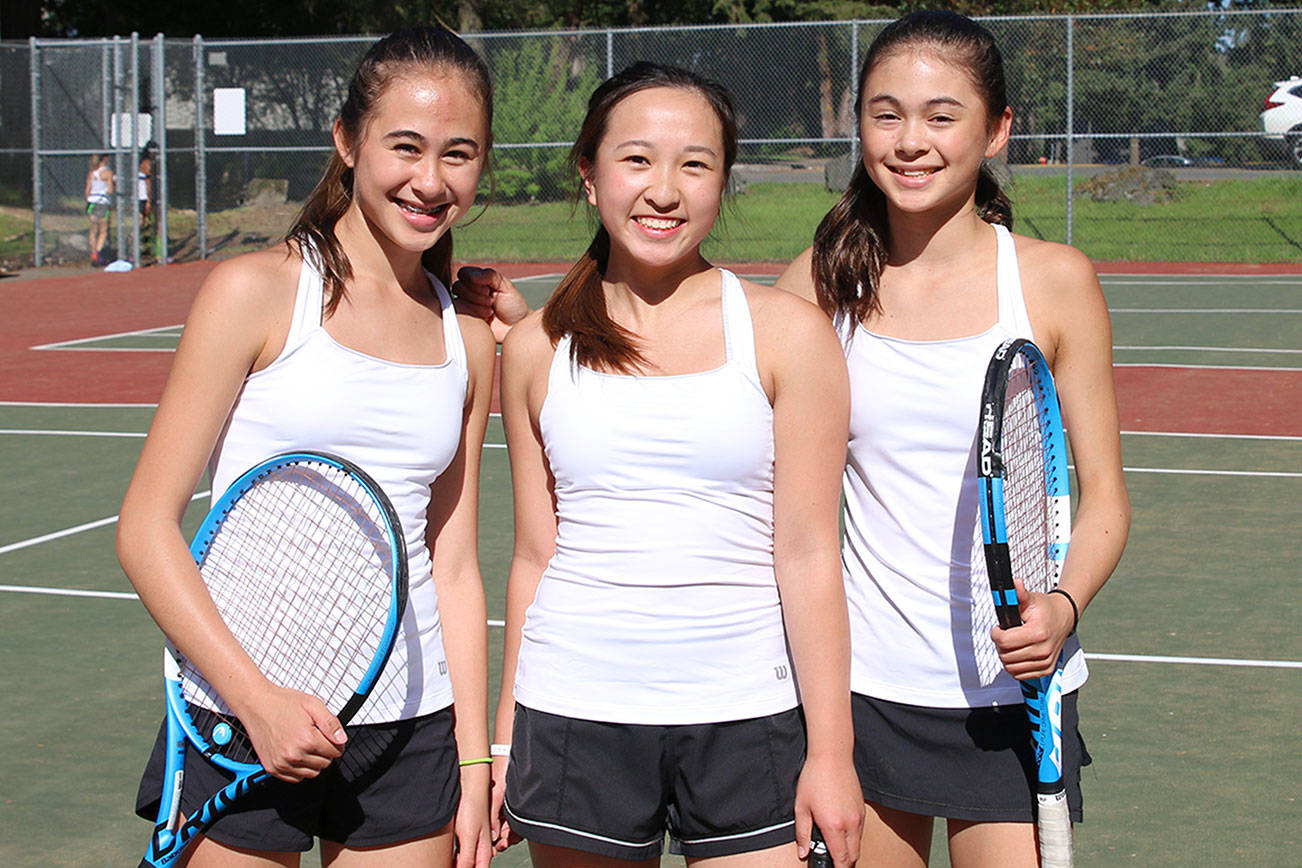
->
xmin=1035 ymin=790 xmax=1074 ymax=868
xmin=808 ymin=824 xmax=833 ymax=868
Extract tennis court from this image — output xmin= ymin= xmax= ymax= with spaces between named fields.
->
xmin=0 ymin=267 xmax=1298 ymax=866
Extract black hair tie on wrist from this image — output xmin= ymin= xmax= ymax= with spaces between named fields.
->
xmin=1048 ymin=587 xmax=1079 ymax=635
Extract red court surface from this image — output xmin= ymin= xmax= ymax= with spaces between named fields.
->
xmin=2 ymin=260 xmax=1300 ymax=437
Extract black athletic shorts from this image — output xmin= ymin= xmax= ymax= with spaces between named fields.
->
xmin=503 ymin=703 xmax=805 ymax=860
xmin=851 ymin=690 xmax=1090 ymax=823
xmin=135 ymin=707 xmax=459 ymax=852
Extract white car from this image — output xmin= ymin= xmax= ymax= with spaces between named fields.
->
xmin=1260 ymin=76 xmax=1302 ymax=167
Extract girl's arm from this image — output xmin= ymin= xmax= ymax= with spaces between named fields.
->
xmin=116 ymin=251 xmax=348 ymax=780
xmin=489 ymin=313 xmax=558 ymax=851
xmin=994 ymin=242 xmax=1131 ymax=678
xmin=427 ymin=314 xmax=497 ymax=868
xmin=752 ymin=285 xmax=862 ymax=868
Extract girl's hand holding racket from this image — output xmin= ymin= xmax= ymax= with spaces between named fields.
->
xmin=235 ymin=682 xmax=347 ymax=782
xmin=794 ymin=753 xmax=864 ymax=867
xmin=452 ymin=266 xmax=530 ymax=343
xmin=991 ymin=577 xmax=1077 ymax=681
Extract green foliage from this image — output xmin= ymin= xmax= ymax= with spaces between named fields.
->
xmin=480 ymin=37 xmax=601 ymax=201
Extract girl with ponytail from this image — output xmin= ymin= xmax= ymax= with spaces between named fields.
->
xmin=485 ymin=62 xmax=863 ymax=867
xmin=778 ymin=11 xmax=1129 ymax=866
xmin=121 ymin=26 xmax=497 ymax=866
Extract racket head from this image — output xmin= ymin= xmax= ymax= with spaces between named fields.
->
xmin=175 ymin=450 xmax=409 ymax=771
xmin=976 ymin=338 xmax=1071 ymax=631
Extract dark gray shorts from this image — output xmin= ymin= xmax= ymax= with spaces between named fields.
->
xmin=852 ymin=690 xmax=1090 ymax=823
xmin=135 ymin=707 xmax=459 ymax=852
xmin=503 ymin=704 xmax=805 ymax=860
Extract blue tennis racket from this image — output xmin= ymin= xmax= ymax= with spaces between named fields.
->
xmin=140 ymin=451 xmax=408 ymax=867
xmin=977 ymin=339 xmax=1074 ymax=868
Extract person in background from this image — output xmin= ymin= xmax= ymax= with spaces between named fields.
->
xmin=85 ymin=153 xmax=113 ymax=266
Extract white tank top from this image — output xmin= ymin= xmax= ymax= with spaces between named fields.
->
xmin=513 ymin=270 xmax=799 ymax=725
xmin=87 ymin=167 xmax=111 ymax=204
xmin=841 ymin=224 xmax=1087 ymax=708
xmin=207 ymin=250 xmax=468 ymax=724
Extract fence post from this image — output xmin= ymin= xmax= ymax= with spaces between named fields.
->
xmin=1065 ymin=15 xmax=1074 ymax=247
xmin=194 ymin=34 xmax=207 ymax=259
xmin=850 ymin=21 xmax=859 ymax=154
xmin=30 ymin=37 xmax=42 ymax=268
xmin=606 ymin=29 xmax=614 ymax=79
xmin=130 ymin=32 xmax=141 ymax=268
xmin=113 ymin=36 xmax=127 ymax=261
xmin=153 ymin=34 xmax=168 ymax=264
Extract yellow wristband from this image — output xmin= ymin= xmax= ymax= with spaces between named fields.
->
xmin=458 ymin=757 xmax=493 ymax=767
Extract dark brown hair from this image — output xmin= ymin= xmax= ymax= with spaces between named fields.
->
xmin=813 ymin=10 xmax=1012 ymax=325
xmin=542 ymin=62 xmax=738 ymax=373
xmin=286 ymin=26 xmax=492 ymax=316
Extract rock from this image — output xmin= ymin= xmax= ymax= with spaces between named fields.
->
xmin=243 ymin=178 xmax=289 ymax=207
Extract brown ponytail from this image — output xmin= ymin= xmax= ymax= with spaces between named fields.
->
xmin=542 ymin=62 xmax=738 ymax=374
xmin=286 ymin=26 xmax=492 ymax=316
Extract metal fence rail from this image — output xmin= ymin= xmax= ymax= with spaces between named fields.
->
xmin=5 ymin=8 xmax=1299 ymax=266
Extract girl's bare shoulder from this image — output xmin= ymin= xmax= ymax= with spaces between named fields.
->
xmin=196 ymin=245 xmax=302 ymax=314
xmin=1010 ymin=233 xmax=1099 ymax=298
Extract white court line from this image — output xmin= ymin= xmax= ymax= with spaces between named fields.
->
xmin=0 ymin=584 xmax=139 ymax=600
xmin=3 ymin=583 xmax=1295 ymax=669
xmin=1114 ymin=345 xmax=1302 ymax=354
xmin=1121 ymin=430 xmax=1302 ymax=442
xmin=1086 ymin=652 xmax=1302 ymax=670
xmin=0 ymin=428 xmax=145 ymax=437
xmin=1122 ymin=466 xmax=1300 ymax=478
xmin=31 ymin=324 xmax=182 ymax=351
xmin=512 ymin=273 xmax=563 ymax=282
xmin=1113 ymin=363 xmax=1299 ymax=371
xmin=1110 ymin=308 xmax=1302 ymax=314
xmin=0 ymin=490 xmax=210 ymax=556
xmin=42 ymin=346 xmax=176 ymax=353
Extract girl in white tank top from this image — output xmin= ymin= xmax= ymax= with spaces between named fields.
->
xmin=480 ymin=64 xmax=864 ymax=866
xmin=776 ymin=12 xmax=1130 ymax=867
xmin=118 ymin=28 xmax=498 ymax=865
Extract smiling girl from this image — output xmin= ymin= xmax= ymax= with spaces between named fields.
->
xmin=119 ymin=27 xmax=496 ymax=867
xmin=484 ymin=63 xmax=863 ymax=868
xmin=778 ymin=11 xmax=1130 ymax=867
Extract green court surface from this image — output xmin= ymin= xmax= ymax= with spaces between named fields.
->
xmin=0 ymin=273 xmax=1298 ymax=866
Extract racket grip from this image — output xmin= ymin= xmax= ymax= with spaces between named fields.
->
xmin=808 ymin=824 xmax=833 ymax=868
xmin=1036 ymin=791 xmax=1074 ymax=868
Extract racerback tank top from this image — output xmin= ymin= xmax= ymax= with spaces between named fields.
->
xmin=513 ymin=270 xmax=799 ymax=725
xmin=841 ymin=224 xmax=1087 ymax=707
xmin=207 ymin=249 xmax=468 ymax=724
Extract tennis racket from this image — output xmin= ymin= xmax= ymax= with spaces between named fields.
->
xmin=140 ymin=451 xmax=408 ymax=868
xmin=976 ymin=338 xmax=1074 ymax=868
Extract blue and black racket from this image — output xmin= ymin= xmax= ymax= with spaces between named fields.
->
xmin=140 ymin=452 xmax=408 ymax=867
xmin=977 ymin=339 xmax=1074 ymax=868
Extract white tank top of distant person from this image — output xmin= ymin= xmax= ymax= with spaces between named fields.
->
xmin=841 ymin=223 xmax=1087 ymax=708
xmin=87 ymin=167 xmax=110 ymax=205
xmin=513 ymin=269 xmax=798 ymax=725
xmin=205 ymin=248 xmax=468 ymax=724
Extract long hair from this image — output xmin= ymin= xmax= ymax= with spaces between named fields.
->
xmin=542 ymin=62 xmax=738 ymax=373
xmin=813 ymin=10 xmax=1013 ymax=325
xmin=286 ymin=26 xmax=493 ymax=316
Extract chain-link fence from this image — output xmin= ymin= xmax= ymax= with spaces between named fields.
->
xmin=10 ymin=8 xmax=1302 ymax=267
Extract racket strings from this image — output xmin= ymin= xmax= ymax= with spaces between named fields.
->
xmin=972 ymin=354 xmax=1070 ymax=686
xmin=179 ymin=460 xmax=398 ymax=763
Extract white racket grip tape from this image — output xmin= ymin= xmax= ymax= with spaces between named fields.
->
xmin=1036 ymin=790 xmax=1074 ymax=868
